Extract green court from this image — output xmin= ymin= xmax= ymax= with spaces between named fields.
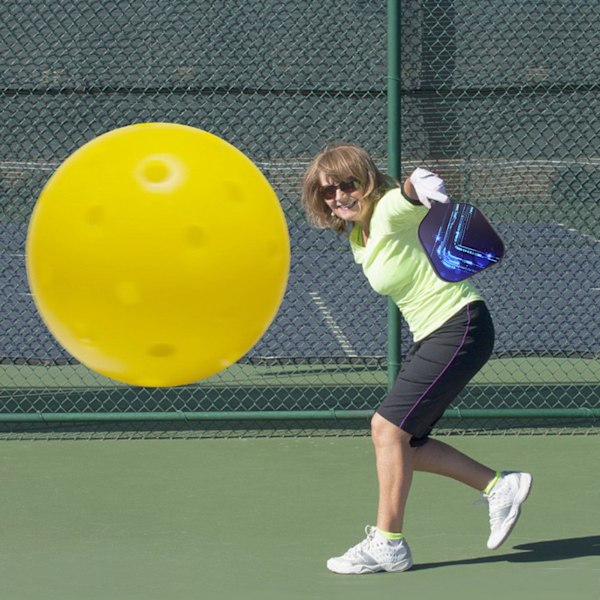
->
xmin=1 ymin=435 xmax=598 ymax=600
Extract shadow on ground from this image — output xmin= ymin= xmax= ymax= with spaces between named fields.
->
xmin=412 ymin=535 xmax=600 ymax=571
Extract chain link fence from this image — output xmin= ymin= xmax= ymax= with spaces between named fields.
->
xmin=0 ymin=0 xmax=598 ymax=438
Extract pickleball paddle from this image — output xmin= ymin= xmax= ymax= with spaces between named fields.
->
xmin=418 ymin=202 xmax=504 ymax=282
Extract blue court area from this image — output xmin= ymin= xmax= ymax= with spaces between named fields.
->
xmin=2 ymin=217 xmax=600 ymax=363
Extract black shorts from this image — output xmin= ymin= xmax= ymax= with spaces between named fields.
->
xmin=377 ymin=301 xmax=494 ymax=446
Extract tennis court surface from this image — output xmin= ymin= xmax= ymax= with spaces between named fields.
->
xmin=1 ymin=435 xmax=598 ymax=600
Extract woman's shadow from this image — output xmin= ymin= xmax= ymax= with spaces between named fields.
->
xmin=412 ymin=535 xmax=600 ymax=570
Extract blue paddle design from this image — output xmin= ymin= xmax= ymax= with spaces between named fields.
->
xmin=418 ymin=202 xmax=505 ymax=282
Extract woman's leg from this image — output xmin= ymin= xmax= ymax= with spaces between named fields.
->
xmin=413 ymin=438 xmax=496 ymax=490
xmin=371 ymin=412 xmax=415 ymax=533
xmin=371 ymin=415 xmax=497 ymax=535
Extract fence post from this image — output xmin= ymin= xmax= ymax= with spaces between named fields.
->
xmin=387 ymin=0 xmax=402 ymax=391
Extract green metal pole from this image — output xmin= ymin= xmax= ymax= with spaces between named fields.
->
xmin=387 ymin=0 xmax=402 ymax=391
xmin=0 ymin=408 xmax=597 ymax=423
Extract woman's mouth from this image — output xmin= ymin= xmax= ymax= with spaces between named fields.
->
xmin=335 ymin=199 xmax=358 ymax=210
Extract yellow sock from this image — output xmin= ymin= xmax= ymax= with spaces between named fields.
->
xmin=483 ymin=471 xmax=501 ymax=495
xmin=376 ymin=528 xmax=404 ymax=543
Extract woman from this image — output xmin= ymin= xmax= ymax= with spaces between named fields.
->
xmin=301 ymin=142 xmax=532 ymax=575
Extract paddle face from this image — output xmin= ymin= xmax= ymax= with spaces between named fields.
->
xmin=418 ymin=202 xmax=504 ymax=282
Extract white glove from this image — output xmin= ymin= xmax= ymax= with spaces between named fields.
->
xmin=409 ymin=167 xmax=449 ymax=209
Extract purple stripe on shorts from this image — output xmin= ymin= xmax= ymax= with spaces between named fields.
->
xmin=399 ymin=304 xmax=472 ymax=430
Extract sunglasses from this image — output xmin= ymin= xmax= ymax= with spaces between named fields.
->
xmin=320 ymin=178 xmax=359 ymax=200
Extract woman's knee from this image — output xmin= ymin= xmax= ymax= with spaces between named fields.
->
xmin=371 ymin=412 xmax=412 ymax=447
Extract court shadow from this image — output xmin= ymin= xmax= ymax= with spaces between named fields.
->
xmin=411 ymin=535 xmax=600 ymax=571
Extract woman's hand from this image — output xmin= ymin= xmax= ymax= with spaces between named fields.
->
xmin=405 ymin=168 xmax=449 ymax=209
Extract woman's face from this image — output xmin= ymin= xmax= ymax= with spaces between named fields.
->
xmin=318 ymin=173 xmax=369 ymax=224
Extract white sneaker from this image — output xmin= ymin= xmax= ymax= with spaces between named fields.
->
xmin=485 ymin=471 xmax=532 ymax=550
xmin=326 ymin=526 xmax=413 ymax=574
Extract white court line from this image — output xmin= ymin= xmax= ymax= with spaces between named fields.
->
xmin=308 ymin=291 xmax=357 ymax=357
xmin=0 ymin=160 xmax=58 ymax=171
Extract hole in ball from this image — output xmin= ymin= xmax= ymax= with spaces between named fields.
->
xmin=186 ymin=225 xmax=204 ymax=248
xmin=135 ymin=154 xmax=185 ymax=193
xmin=142 ymin=159 xmax=170 ymax=184
xmin=86 ymin=205 xmax=105 ymax=226
xmin=148 ymin=343 xmax=176 ymax=358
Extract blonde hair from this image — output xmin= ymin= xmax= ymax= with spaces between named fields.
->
xmin=301 ymin=142 xmax=395 ymax=234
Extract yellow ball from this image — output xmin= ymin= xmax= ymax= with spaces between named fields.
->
xmin=26 ymin=123 xmax=290 ymax=386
